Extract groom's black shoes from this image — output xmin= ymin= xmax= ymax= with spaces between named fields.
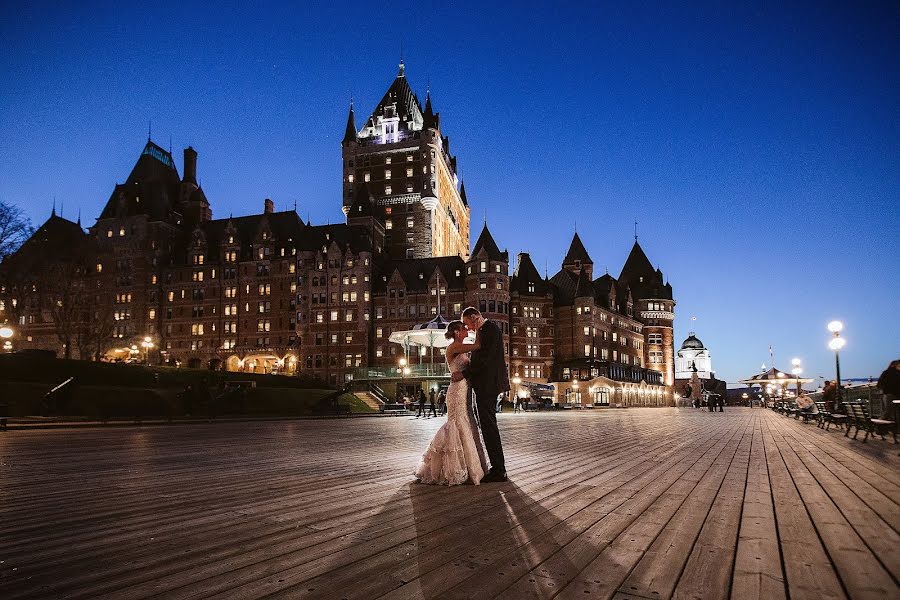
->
xmin=482 ymin=470 xmax=508 ymax=483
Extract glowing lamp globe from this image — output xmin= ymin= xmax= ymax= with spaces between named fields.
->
xmin=827 ymin=320 xmax=844 ymax=333
xmin=0 ymin=326 xmax=13 ymax=339
xmin=828 ymin=337 xmax=846 ymax=351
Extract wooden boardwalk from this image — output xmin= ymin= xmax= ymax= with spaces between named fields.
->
xmin=0 ymin=408 xmax=897 ymax=599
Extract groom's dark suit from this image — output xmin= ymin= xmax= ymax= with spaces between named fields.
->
xmin=462 ymin=319 xmax=510 ymax=473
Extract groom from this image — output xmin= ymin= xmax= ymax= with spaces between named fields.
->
xmin=452 ymin=306 xmax=510 ymax=482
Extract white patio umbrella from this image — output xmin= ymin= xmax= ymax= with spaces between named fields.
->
xmin=388 ymin=314 xmax=453 ymax=353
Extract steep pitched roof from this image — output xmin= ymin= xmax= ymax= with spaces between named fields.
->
xmin=510 ymin=252 xmax=549 ymax=295
xmin=459 ymin=181 xmax=469 ymax=207
xmin=359 ymin=62 xmax=425 ymax=140
xmin=563 ymin=232 xmax=592 ymax=266
xmin=372 ymin=256 xmax=466 ymax=294
xmin=170 ymin=210 xmax=306 ymax=264
xmin=98 ymin=140 xmax=182 ymax=221
xmin=549 ymin=269 xmax=578 ymax=305
xmin=342 ymin=102 xmax=357 ymax=144
xmin=618 ymin=241 xmax=672 ymax=300
xmin=592 ymin=273 xmax=617 ymax=308
xmin=470 ymin=224 xmax=506 ymax=262
xmin=2 ymin=214 xmax=89 ymax=271
xmin=574 ymin=268 xmax=594 ymax=298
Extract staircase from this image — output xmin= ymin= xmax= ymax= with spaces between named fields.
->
xmin=356 ymin=391 xmax=384 ymax=411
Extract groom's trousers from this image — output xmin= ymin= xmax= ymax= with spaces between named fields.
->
xmin=472 ymin=386 xmax=506 ymax=472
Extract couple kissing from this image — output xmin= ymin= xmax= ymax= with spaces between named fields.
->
xmin=414 ymin=307 xmax=510 ymax=485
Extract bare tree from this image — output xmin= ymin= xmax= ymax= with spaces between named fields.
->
xmin=0 ymin=200 xmax=34 ymax=260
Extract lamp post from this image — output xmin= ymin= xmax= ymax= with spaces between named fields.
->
xmin=141 ymin=336 xmax=155 ymax=366
xmin=0 ymin=324 xmax=13 ymax=353
xmin=791 ymin=357 xmax=802 ymax=398
xmin=572 ymin=378 xmax=579 ymax=406
xmin=827 ymin=321 xmax=846 ymax=406
xmin=512 ymin=375 xmax=521 ymax=406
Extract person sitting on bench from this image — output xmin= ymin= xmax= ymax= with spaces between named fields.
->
xmin=796 ymin=393 xmax=818 ymax=416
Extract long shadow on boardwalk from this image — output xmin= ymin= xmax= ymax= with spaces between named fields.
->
xmin=286 ymin=480 xmax=579 ymax=599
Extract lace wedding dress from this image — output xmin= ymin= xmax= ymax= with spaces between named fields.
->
xmin=414 ymin=354 xmax=488 ymax=486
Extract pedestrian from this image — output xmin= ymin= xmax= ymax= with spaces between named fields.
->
xmin=513 ymin=395 xmax=520 ymax=413
xmin=428 ymin=388 xmax=437 ymax=418
xmin=877 ymin=359 xmax=900 ymax=420
xmin=415 ymin=388 xmax=426 ymax=418
xmin=438 ymin=389 xmax=447 ymax=416
xmin=181 ymin=383 xmax=194 ymax=416
xmin=822 ymin=380 xmax=838 ymax=413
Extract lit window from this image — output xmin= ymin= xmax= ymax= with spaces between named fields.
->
xmin=385 ymin=169 xmax=391 ymax=179
xmin=385 ymin=185 xmax=392 ymax=195
xmin=364 ymin=172 xmax=370 ymax=182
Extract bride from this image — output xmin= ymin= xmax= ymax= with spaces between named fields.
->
xmin=414 ymin=320 xmax=489 ymax=486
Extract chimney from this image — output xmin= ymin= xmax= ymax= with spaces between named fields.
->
xmin=264 ymin=198 xmax=274 ymax=214
xmin=183 ymin=147 xmax=198 ymax=185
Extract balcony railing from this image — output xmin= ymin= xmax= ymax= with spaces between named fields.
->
xmin=350 ymin=363 xmax=450 ymax=381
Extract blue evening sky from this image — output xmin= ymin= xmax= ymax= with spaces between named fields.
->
xmin=1 ymin=1 xmax=897 ymax=384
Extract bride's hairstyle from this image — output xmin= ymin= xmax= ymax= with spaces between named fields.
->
xmin=444 ymin=320 xmax=465 ymax=340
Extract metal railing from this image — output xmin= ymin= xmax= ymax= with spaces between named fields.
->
xmin=350 ymin=363 xmax=450 ymax=381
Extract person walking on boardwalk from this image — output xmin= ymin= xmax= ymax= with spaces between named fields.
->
xmin=415 ymin=388 xmax=427 ymax=418
xmin=453 ymin=306 xmax=511 ymax=483
xmin=877 ymin=359 xmax=900 ymax=419
xmin=428 ymin=388 xmax=438 ymax=418
xmin=438 ymin=389 xmax=447 ymax=415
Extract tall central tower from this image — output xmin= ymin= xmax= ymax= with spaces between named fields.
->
xmin=341 ymin=61 xmax=470 ymax=260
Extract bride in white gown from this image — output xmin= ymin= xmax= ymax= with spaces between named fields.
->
xmin=414 ymin=320 xmax=489 ymax=486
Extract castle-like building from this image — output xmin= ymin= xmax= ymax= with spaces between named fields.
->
xmin=0 ymin=63 xmax=676 ymax=407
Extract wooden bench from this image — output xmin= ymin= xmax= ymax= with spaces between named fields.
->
xmin=844 ymin=402 xmax=896 ymax=442
xmin=814 ymin=401 xmax=846 ymax=431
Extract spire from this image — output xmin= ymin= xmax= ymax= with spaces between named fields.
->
xmin=51 ymin=197 xmax=56 ymax=217
xmin=563 ymin=232 xmax=593 ymax=267
xmin=471 ymin=223 xmax=505 ymax=262
xmin=342 ymin=99 xmax=357 ymax=144
xmin=634 ymin=220 xmax=638 ymax=242
xmin=77 ymin=208 xmax=81 ymax=226
xmin=459 ymin=180 xmax=469 ymax=207
xmin=148 ymin=119 xmax=152 ymax=142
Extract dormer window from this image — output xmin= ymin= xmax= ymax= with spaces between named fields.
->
xmin=639 ymin=276 xmax=643 ymax=282
xmin=262 ymin=231 xmax=269 ymax=240
xmin=228 ymin=236 xmax=234 ymax=244
xmin=574 ymin=260 xmax=581 ymax=268
xmin=528 ymin=282 xmax=535 ymax=293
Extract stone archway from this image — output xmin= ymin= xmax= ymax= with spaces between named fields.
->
xmin=225 ymin=355 xmax=241 ymax=372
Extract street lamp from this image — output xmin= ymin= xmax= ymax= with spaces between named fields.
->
xmin=572 ymin=378 xmax=579 ymax=406
xmin=0 ymin=324 xmax=13 ymax=353
xmin=512 ymin=374 xmax=521 ymax=405
xmin=791 ymin=357 xmax=803 ymax=398
xmin=141 ymin=335 xmax=155 ymax=365
xmin=827 ymin=321 xmax=846 ymax=406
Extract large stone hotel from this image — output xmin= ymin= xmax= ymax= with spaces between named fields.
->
xmin=0 ymin=62 xmax=676 ymax=407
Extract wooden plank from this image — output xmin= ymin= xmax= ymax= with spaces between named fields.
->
xmin=759 ymin=416 xmax=847 ymax=600
xmin=766 ymin=416 xmax=899 ymax=598
xmin=0 ymin=409 xmax=896 ymax=600
xmin=729 ymin=420 xmax=787 ymax=600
